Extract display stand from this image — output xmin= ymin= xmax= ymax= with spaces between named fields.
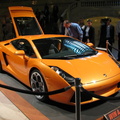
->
xmin=75 ymin=78 xmax=81 ymax=120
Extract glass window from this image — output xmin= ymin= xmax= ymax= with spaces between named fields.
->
xmin=33 ymin=37 xmax=97 ymax=59
xmin=14 ymin=17 xmax=42 ymax=35
xmin=11 ymin=39 xmax=36 ymax=58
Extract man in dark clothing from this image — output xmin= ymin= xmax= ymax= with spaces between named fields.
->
xmin=116 ymin=16 xmax=120 ymax=61
xmin=98 ymin=18 xmax=114 ymax=51
xmin=2 ymin=18 xmax=14 ymax=40
xmin=82 ymin=19 xmax=95 ymax=44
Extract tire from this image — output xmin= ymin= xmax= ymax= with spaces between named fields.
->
xmin=30 ymin=69 xmax=48 ymax=101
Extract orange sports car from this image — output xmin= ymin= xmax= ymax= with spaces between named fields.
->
xmin=0 ymin=6 xmax=120 ymax=105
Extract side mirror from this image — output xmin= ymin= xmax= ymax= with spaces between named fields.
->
xmin=14 ymin=50 xmax=29 ymax=61
xmin=86 ymin=43 xmax=94 ymax=47
xmin=14 ymin=50 xmax=25 ymax=55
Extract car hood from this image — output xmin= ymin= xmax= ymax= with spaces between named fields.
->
xmin=41 ymin=52 xmax=120 ymax=84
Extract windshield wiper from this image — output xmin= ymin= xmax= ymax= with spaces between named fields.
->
xmin=82 ymin=51 xmax=97 ymax=56
xmin=46 ymin=54 xmax=83 ymax=59
xmin=64 ymin=54 xmax=84 ymax=58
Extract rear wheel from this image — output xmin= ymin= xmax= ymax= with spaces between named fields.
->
xmin=30 ymin=69 xmax=48 ymax=101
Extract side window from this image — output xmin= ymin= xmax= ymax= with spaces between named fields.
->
xmin=11 ymin=39 xmax=36 ymax=58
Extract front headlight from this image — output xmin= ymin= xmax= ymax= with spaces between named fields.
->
xmin=50 ymin=66 xmax=75 ymax=85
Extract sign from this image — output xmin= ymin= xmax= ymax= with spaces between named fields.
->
xmin=104 ymin=107 xmax=120 ymax=120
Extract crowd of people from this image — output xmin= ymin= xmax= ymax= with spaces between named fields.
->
xmin=57 ymin=17 xmax=120 ymax=61
xmin=35 ymin=8 xmax=120 ymax=61
xmin=57 ymin=18 xmax=95 ymax=44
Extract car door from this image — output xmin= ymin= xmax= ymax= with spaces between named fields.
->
xmin=7 ymin=39 xmax=36 ymax=81
xmin=8 ymin=6 xmax=44 ymax=37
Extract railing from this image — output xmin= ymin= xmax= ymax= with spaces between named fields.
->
xmin=81 ymin=0 xmax=120 ymax=7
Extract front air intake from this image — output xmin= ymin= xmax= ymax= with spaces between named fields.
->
xmin=70 ymin=91 xmax=94 ymax=103
xmin=117 ymin=82 xmax=120 ymax=88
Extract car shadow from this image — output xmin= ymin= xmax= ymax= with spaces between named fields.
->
xmin=43 ymin=91 xmax=120 ymax=112
xmin=43 ymin=99 xmax=107 ymax=113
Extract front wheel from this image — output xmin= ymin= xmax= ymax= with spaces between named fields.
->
xmin=30 ymin=69 xmax=48 ymax=101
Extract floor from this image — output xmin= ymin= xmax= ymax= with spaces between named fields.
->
xmin=0 ymin=81 xmax=49 ymax=120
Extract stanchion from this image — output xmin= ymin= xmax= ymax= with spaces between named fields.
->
xmin=75 ymin=78 xmax=81 ymax=120
xmin=106 ymin=40 xmax=109 ymax=53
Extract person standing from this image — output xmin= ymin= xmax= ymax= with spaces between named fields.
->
xmin=116 ymin=16 xmax=120 ymax=61
xmin=44 ymin=3 xmax=50 ymax=24
xmin=1 ymin=18 xmax=6 ymax=40
xmin=82 ymin=19 xmax=95 ymax=44
xmin=2 ymin=18 xmax=14 ymax=40
xmin=98 ymin=18 xmax=114 ymax=51
xmin=57 ymin=17 xmax=65 ymax=34
xmin=63 ymin=20 xmax=83 ymax=41
xmin=79 ymin=18 xmax=86 ymax=31
xmin=52 ymin=4 xmax=59 ymax=23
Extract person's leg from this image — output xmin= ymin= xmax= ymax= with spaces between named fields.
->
xmin=117 ymin=33 xmax=120 ymax=60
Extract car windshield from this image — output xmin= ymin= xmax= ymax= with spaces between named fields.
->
xmin=33 ymin=37 xmax=97 ymax=59
xmin=14 ymin=17 xmax=42 ymax=35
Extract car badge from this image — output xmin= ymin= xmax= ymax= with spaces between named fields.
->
xmin=103 ymin=74 xmax=107 ymax=77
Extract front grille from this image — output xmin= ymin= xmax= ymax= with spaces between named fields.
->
xmin=70 ymin=91 xmax=94 ymax=103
